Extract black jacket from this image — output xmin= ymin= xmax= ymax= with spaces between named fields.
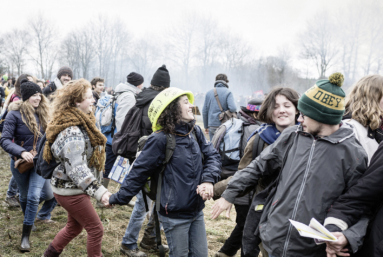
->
xmin=135 ymin=87 xmax=161 ymax=135
xmin=326 ymin=141 xmax=383 ymax=257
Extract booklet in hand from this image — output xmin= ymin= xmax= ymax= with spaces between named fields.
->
xmin=289 ymin=218 xmax=338 ymax=242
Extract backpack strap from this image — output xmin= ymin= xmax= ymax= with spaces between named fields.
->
xmin=110 ymin=93 xmax=122 ymax=138
xmin=191 ymin=129 xmax=205 ymax=161
xmin=213 ymin=88 xmax=225 ymax=113
xmin=252 ymin=133 xmax=264 ymax=160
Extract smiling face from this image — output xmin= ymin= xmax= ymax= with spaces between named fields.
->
xmin=93 ymin=81 xmax=105 ymax=94
xmin=271 ymin=94 xmax=297 ymax=132
xmin=179 ymin=95 xmax=194 ymax=122
xmin=60 ymin=74 xmax=72 ymax=85
xmin=77 ymin=88 xmax=95 ymax=114
xmin=298 ymin=112 xmax=323 ymax=136
xmin=28 ymin=93 xmax=42 ymax=108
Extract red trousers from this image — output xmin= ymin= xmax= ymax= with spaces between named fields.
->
xmin=51 ymin=193 xmax=103 ymax=257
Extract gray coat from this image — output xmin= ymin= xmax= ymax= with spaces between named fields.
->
xmin=222 ymin=123 xmax=368 ymax=257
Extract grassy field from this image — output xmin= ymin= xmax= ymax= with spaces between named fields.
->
xmin=0 ymin=144 xmax=242 ymax=256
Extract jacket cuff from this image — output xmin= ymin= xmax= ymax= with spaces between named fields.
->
xmin=342 ymin=230 xmax=358 ymax=253
xmin=324 ymin=217 xmax=348 ymax=231
xmin=221 ymin=190 xmax=236 ymax=204
xmin=94 ymin=186 xmax=108 ymax=202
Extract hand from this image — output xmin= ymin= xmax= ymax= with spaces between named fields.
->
xmin=101 ymin=192 xmax=113 ymax=208
xmin=211 ymin=197 xmax=233 ymax=219
xmin=204 ymin=128 xmax=209 ymax=134
xmin=21 ymin=151 xmax=34 ymax=163
xmin=326 ymin=232 xmax=350 ymax=257
xmin=196 ymin=182 xmax=214 ymax=200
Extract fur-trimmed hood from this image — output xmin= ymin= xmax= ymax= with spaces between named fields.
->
xmin=8 ymin=100 xmax=23 ymax=111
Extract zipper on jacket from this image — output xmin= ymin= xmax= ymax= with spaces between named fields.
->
xmin=282 ymin=139 xmax=316 ymax=257
xmin=189 ymin=134 xmax=200 ymax=211
xmin=165 ymin=187 xmax=173 ymax=215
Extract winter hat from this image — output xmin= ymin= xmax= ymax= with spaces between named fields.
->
xmin=20 ymin=78 xmax=43 ymax=101
xmin=148 ymin=87 xmax=194 ymax=132
xmin=127 ymin=72 xmax=144 ymax=87
xmin=2 ymin=74 xmax=8 ymax=81
xmin=298 ymin=72 xmax=345 ymax=125
xmin=57 ymin=66 xmax=73 ymax=80
xmin=241 ymin=98 xmax=263 ymax=113
xmin=151 ymin=65 xmax=170 ymax=88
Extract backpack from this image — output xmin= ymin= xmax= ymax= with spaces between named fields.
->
xmin=95 ymin=93 xmax=121 ymax=136
xmin=112 ymin=106 xmax=145 ymax=158
xmin=214 ymin=118 xmax=258 ymax=178
xmin=34 ymin=133 xmax=60 ymax=179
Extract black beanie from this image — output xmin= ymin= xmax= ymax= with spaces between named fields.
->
xmin=20 ymin=79 xmax=43 ymax=101
xmin=57 ymin=66 xmax=73 ymax=80
xmin=127 ymin=72 xmax=144 ymax=87
xmin=151 ymin=65 xmax=170 ymax=88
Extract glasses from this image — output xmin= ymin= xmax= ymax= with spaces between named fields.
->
xmin=299 ymin=112 xmax=306 ymax=119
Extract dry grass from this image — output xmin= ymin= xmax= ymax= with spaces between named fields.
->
xmin=0 ymin=146 xmax=241 ymax=256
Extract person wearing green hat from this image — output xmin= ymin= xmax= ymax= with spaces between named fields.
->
xmin=211 ymin=73 xmax=369 ymax=257
xmin=107 ymin=87 xmax=222 ymax=257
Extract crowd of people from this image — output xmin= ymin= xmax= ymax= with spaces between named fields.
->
xmin=0 ymin=64 xmax=383 ymax=257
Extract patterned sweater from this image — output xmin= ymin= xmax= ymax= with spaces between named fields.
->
xmin=50 ymin=126 xmax=107 ymax=201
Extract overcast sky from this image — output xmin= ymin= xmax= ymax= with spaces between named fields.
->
xmin=2 ymin=0 xmax=355 ymax=57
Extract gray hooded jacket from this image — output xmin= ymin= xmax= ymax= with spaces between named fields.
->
xmin=222 ymin=123 xmax=368 ymax=257
xmin=114 ymin=82 xmax=141 ymax=132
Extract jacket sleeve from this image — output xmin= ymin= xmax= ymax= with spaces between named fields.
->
xmin=195 ymin=125 xmax=221 ymax=184
xmin=202 ymin=94 xmax=209 ymax=129
xmin=109 ymin=133 xmax=166 ymax=205
xmin=115 ymin=92 xmax=136 ymax=132
xmin=58 ymin=129 xmax=107 ymax=201
xmin=325 ymin=142 xmax=378 ymax=229
xmin=227 ymin=91 xmax=237 ymax=112
xmin=221 ymin=127 xmax=295 ymax=204
xmin=0 ymin=112 xmax=26 ymax=158
xmin=342 ymin=215 xmax=369 ymax=253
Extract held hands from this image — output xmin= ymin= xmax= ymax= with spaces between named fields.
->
xmin=21 ymin=152 xmax=34 ymax=163
xmin=196 ymin=182 xmax=214 ymax=201
xmin=204 ymin=128 xmax=209 ymax=134
xmin=325 ymin=232 xmax=350 ymax=257
xmin=101 ymin=192 xmax=113 ymax=208
xmin=211 ymin=197 xmax=232 ymax=219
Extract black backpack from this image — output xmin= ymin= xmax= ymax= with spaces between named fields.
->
xmin=112 ymin=106 xmax=145 ymax=158
xmin=34 ymin=133 xmax=60 ymax=179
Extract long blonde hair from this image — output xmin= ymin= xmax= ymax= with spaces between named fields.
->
xmin=345 ymin=75 xmax=383 ymax=130
xmin=20 ymin=94 xmax=50 ymax=137
xmin=50 ymin=78 xmax=91 ymax=121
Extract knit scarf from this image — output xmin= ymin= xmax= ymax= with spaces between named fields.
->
xmin=248 ymin=123 xmax=281 ymax=145
xmin=43 ymin=107 xmax=107 ymax=171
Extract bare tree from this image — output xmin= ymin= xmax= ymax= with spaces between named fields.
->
xmin=130 ymin=38 xmax=159 ymax=80
xmin=60 ymin=34 xmax=80 ymax=78
xmin=299 ymin=11 xmax=338 ymax=79
xmin=28 ymin=12 xmax=57 ymax=79
xmin=2 ymin=29 xmax=30 ymax=76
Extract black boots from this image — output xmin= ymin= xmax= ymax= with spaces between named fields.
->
xmin=20 ymin=224 xmax=33 ymax=252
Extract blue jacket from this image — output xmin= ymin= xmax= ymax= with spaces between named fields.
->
xmin=110 ymin=122 xmax=222 ymax=219
xmin=0 ymin=102 xmax=44 ymax=159
xmin=202 ymin=81 xmax=237 ymax=128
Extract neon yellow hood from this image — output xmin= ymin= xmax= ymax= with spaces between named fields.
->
xmin=148 ymin=87 xmax=194 ymax=132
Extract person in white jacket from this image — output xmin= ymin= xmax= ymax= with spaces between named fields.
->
xmin=326 ymin=74 xmax=383 ymax=257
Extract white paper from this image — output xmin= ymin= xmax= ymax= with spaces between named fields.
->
xmin=289 ymin=219 xmax=338 ymax=242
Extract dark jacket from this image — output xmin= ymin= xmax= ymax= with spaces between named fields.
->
xmin=92 ymin=90 xmax=100 ymax=105
xmin=222 ymin=124 xmax=368 ymax=257
xmin=0 ymin=101 xmax=44 ymax=159
xmin=42 ymin=81 xmax=57 ymax=98
xmin=110 ymin=122 xmax=222 ymax=219
xmin=135 ymin=87 xmax=161 ymax=135
xmin=0 ymin=87 xmax=5 ymax=99
xmin=326 ymin=142 xmax=383 ymax=257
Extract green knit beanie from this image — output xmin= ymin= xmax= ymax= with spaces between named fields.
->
xmin=298 ymin=72 xmax=345 ymax=125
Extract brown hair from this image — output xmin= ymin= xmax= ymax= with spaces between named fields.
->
xmin=90 ymin=77 xmax=104 ymax=88
xmin=258 ymin=87 xmax=299 ymax=124
xmin=20 ymin=95 xmax=50 ymax=137
xmin=215 ymin=73 xmax=229 ymax=83
xmin=345 ymin=75 xmax=383 ymax=130
xmin=50 ymin=79 xmax=91 ymax=120
xmin=14 ymin=74 xmax=33 ymax=97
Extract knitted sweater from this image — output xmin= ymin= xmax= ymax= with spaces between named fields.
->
xmin=50 ymin=126 xmax=107 ymax=201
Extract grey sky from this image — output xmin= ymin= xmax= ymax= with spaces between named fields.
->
xmin=2 ymin=0 xmax=351 ymax=57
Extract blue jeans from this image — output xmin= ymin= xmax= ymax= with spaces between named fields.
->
xmin=104 ymin=144 xmax=117 ymax=179
xmin=10 ymin=158 xmax=57 ymax=225
xmin=209 ymin=126 xmax=219 ymax=141
xmin=6 ymin=175 xmax=19 ymax=197
xmin=122 ymin=190 xmax=156 ymax=249
xmin=159 ymin=211 xmax=208 ymax=257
